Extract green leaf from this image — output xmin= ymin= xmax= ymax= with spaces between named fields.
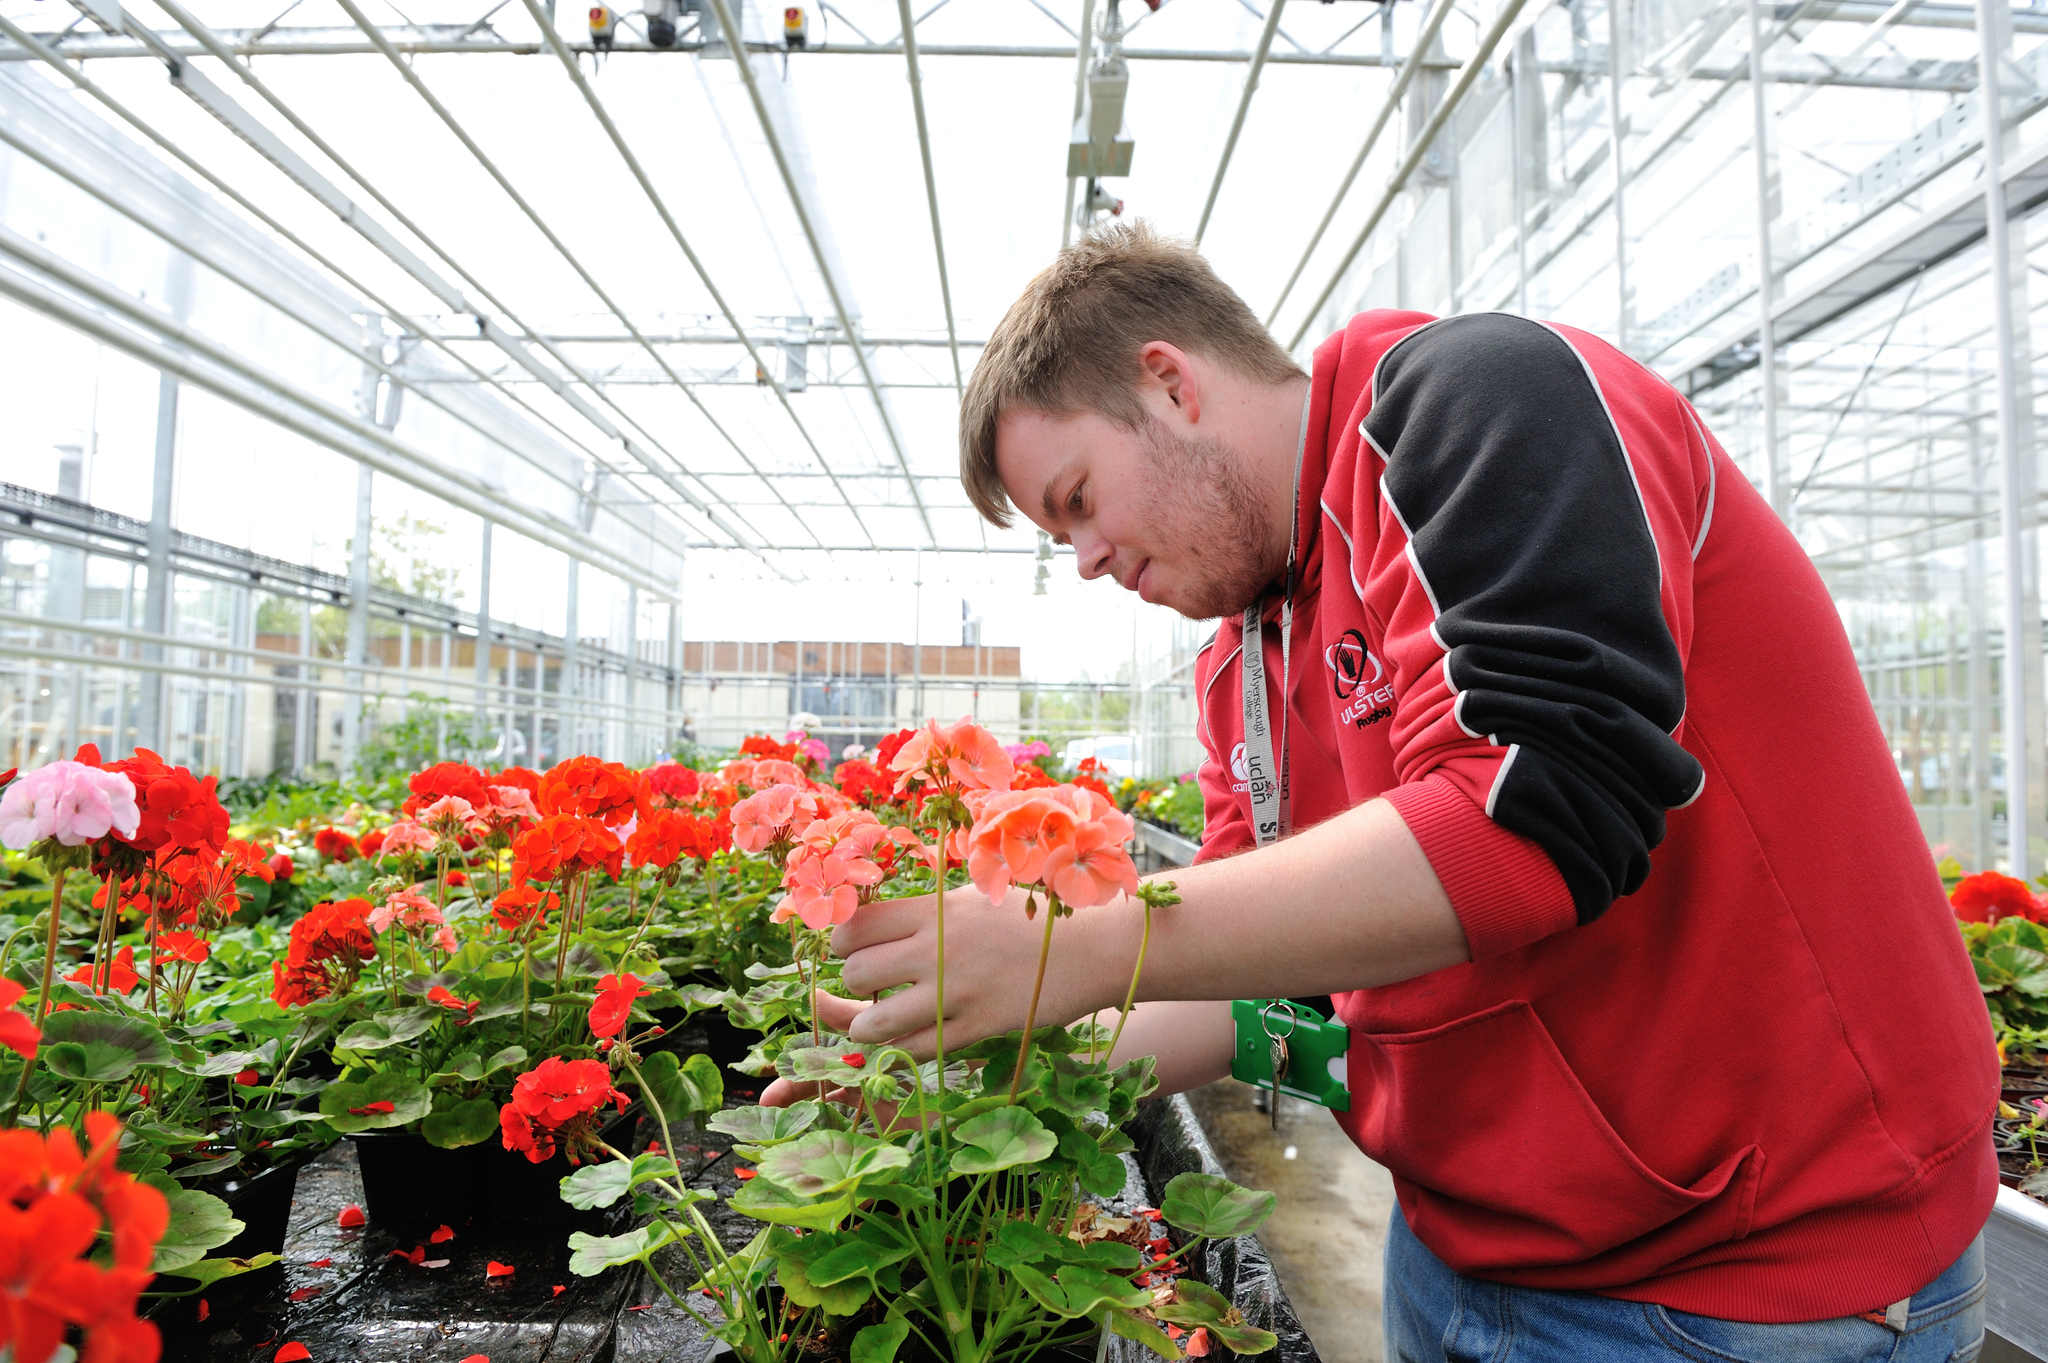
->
xmin=635 ymin=1050 xmax=723 ymax=1124
xmin=707 ymin=1102 xmax=822 ymax=1145
xmin=427 ymin=1052 xmax=484 ymax=1086
xmin=151 ymin=1253 xmax=284 ymax=1291
xmin=802 ymin=1216 xmax=916 ymax=1286
xmin=151 ymin=1190 xmax=244 ymax=1273
xmin=567 ymin=1222 xmax=679 ymax=1276
xmin=421 ymin=1097 xmax=499 ymax=1149
xmin=1059 ymin=1128 xmax=1128 ymax=1198
xmin=316 ymin=1071 xmax=433 ymax=1133
xmin=985 ymin=1218 xmax=1069 ymax=1268
xmin=39 ymin=1013 xmax=172 ymax=1083
xmin=560 ymin=1154 xmax=691 ymax=1210
xmin=1209 ymin=1323 xmax=1282 ymax=1355
xmin=1153 ymin=1280 xmax=1230 ymax=1326
xmin=1160 ymin=1172 xmax=1276 ymax=1240
xmin=779 ymin=1046 xmax=876 ymax=1082
xmin=482 ymin=1044 xmax=529 ymax=1076
xmin=1074 ymin=1241 xmax=1142 ymax=1272
xmin=950 ymin=1108 xmax=1056 ymax=1176
xmin=334 ymin=1008 xmax=438 ymax=1052
xmin=756 ymin=1130 xmax=911 ymax=1197
xmin=1011 ymin=1263 xmax=1073 ymax=1316
xmin=1035 ymin=1053 xmax=1113 ymax=1122
xmin=1105 ymin=1308 xmax=1184 ymax=1360
xmin=772 ymin=1228 xmax=874 ymax=1316
xmin=728 ymin=1174 xmax=854 ymax=1229
xmin=851 ymin=1318 xmax=911 ymax=1363
xmin=1051 ymin=1266 xmax=1153 ymax=1316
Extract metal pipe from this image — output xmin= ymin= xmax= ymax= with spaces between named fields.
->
xmin=1062 ymin=0 xmax=1097 ymax=249
xmin=0 ymin=255 xmax=669 ymax=594
xmin=513 ymin=0 xmax=884 ymax=549
xmin=895 ymin=0 xmax=963 ymax=394
xmin=1195 ymin=0 xmax=1287 ymax=245
xmin=1747 ymin=0 xmax=1782 ymax=515
xmin=1265 ymin=0 xmax=1458 ymax=329
xmin=1976 ymin=0 xmax=2032 ymax=876
xmin=1286 ymin=0 xmax=1532 ymax=350
xmin=702 ymin=0 xmax=937 ymax=546
xmin=1608 ymin=0 xmax=1632 ymax=355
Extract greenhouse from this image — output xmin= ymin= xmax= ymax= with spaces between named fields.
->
xmin=1 ymin=0 xmax=2046 ymax=1357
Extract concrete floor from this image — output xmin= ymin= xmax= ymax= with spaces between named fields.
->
xmin=1186 ymin=1079 xmax=1398 ymax=1363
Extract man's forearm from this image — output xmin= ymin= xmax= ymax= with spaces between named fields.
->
xmin=1069 ymin=797 xmax=1470 ymax=1013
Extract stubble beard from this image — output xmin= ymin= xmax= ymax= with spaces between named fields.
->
xmin=1139 ymin=418 xmax=1277 ymax=621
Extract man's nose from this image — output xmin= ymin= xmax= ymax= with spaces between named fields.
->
xmin=1071 ymin=530 xmax=1114 ymax=582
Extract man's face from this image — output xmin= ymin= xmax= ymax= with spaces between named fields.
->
xmin=994 ymin=405 xmax=1276 ymax=621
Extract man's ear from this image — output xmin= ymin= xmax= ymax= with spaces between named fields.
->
xmin=1137 ymin=342 xmax=1202 ymax=426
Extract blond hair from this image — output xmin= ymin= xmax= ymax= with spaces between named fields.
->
xmin=958 ymin=222 xmax=1305 ymax=527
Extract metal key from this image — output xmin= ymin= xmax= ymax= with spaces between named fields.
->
xmin=1268 ymin=1036 xmax=1290 ymax=1132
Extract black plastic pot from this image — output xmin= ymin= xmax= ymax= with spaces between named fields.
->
xmin=475 ymin=1107 xmax=639 ymax=1226
xmin=347 ymin=1129 xmax=487 ymax=1229
xmin=210 ymin=1147 xmax=317 ymax=1261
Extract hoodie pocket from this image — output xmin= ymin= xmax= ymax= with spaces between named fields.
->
xmin=1340 ymin=999 xmax=1759 ymax=1276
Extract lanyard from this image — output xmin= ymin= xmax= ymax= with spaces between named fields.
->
xmin=1241 ymin=383 xmax=1314 ymax=848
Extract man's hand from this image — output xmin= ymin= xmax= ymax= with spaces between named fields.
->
xmin=822 ymin=882 xmax=1133 ymax=1059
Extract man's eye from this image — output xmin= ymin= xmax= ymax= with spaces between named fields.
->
xmin=1068 ymin=484 xmax=1085 ymax=513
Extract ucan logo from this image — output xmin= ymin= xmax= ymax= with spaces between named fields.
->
xmin=1230 ymin=742 xmax=1251 ymax=784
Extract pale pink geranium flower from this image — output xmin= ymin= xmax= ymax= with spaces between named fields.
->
xmin=0 ymin=761 xmax=140 ymax=849
xmin=962 ymin=782 xmax=1137 ymax=909
xmin=490 ymin=786 xmax=540 ymax=823
xmin=433 ymin=925 xmax=459 ymax=954
xmin=370 ymin=888 xmax=445 ymax=933
xmin=376 ymin=820 xmax=438 ymax=859
xmin=751 ymin=759 xmax=808 ymax=789
xmin=1042 ymin=819 xmax=1140 ymax=908
xmin=889 ymin=718 xmax=1016 ymax=797
xmin=419 ymin=796 xmax=475 ymax=828
xmin=772 ymin=852 xmax=885 ymax=931
xmin=731 ymin=784 xmax=800 ymax=854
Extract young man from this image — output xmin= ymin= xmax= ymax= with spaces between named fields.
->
xmin=796 ymin=224 xmax=1998 ymax=1359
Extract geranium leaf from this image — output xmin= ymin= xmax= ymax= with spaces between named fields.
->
xmin=316 ymin=1072 xmax=432 ymax=1133
xmin=779 ymin=1046 xmax=873 ymax=1082
xmin=561 ymin=1154 xmax=691 ymax=1210
xmin=40 ymin=1013 xmax=171 ymax=1082
xmin=985 ymin=1219 xmax=1068 ymax=1269
xmin=428 ymin=1053 xmax=484 ymax=1086
xmin=1153 ymin=1280 xmax=1229 ymax=1326
xmin=152 ymin=1252 xmax=284 ymax=1290
xmin=421 ymin=1097 xmax=498 ymax=1149
xmin=1052 ymin=1266 xmax=1152 ymax=1316
xmin=1105 ymin=1308 xmax=1185 ymax=1359
xmin=567 ymin=1223 xmax=677 ymax=1276
xmin=482 ymin=1044 xmax=528 ymax=1076
xmin=950 ymin=1108 xmax=1056 ymax=1176
xmin=804 ymin=1216 xmax=916 ymax=1286
xmin=1058 ymin=1128 xmax=1128 ymax=1198
xmin=851 ymin=1318 xmax=910 ymax=1363
xmin=1159 ymin=1172 xmax=1276 ymax=1240
xmin=708 ymin=1101 xmax=822 ymax=1145
xmin=635 ymin=1050 xmax=723 ymax=1125
xmin=773 ymin=1231 xmax=873 ymax=1316
xmin=756 ymin=1131 xmax=911 ymax=1197
xmin=728 ymin=1173 xmax=854 ymax=1229
xmin=1035 ymin=1053 xmax=1113 ymax=1122
xmin=151 ymin=1190 xmax=244 ymax=1272
xmin=335 ymin=1008 xmax=436 ymax=1052
xmin=1010 ymin=1264 xmax=1072 ymax=1316
xmin=1075 ymin=1241 xmax=1142 ymax=1272
xmin=1208 ymin=1324 xmax=1281 ymax=1355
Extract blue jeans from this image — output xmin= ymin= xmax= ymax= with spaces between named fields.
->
xmin=1384 ymin=1204 xmax=1986 ymax=1363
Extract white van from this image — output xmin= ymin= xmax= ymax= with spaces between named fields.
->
xmin=1061 ymin=734 xmax=1136 ymax=782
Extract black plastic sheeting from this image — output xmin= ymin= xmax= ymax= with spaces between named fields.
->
xmin=154 ymin=1093 xmax=1320 ymax=1363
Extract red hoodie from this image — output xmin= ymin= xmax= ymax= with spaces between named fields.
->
xmin=1193 ymin=311 xmax=1997 ymax=1322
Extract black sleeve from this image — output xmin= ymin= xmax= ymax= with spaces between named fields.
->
xmin=1367 ymin=312 xmax=1705 ymax=924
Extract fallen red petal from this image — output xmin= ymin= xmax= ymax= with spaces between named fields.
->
xmin=627 ymin=1304 xmax=653 ymax=1311
xmin=275 ymin=1345 xmax=312 ymax=1363
xmin=486 ymin=1261 xmax=515 ymax=1277
xmin=430 ymin=1225 xmax=455 ymax=1243
xmin=552 ymin=1285 xmax=566 ymax=1297
xmin=288 ymin=1287 xmax=322 ymax=1302
xmin=337 ymin=1204 xmax=367 ymax=1228
xmin=196 ymin=1299 xmax=209 ymax=1322
xmin=734 ymin=1168 xmax=757 ymax=1180
xmin=304 ymin=1258 xmax=332 ymax=1268
xmin=458 ymin=1357 xmax=490 ymax=1363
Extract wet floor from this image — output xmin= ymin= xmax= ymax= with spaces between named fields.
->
xmin=1186 ymin=1079 xmax=1397 ymax=1363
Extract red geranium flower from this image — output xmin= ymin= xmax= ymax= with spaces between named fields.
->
xmin=490 ymin=881 xmax=559 ymax=936
xmin=489 ymin=766 xmax=542 ymax=801
xmin=153 ymin=931 xmax=209 ymax=966
xmin=510 ymin=815 xmax=623 ymax=882
xmin=833 ymin=759 xmax=893 ymax=805
xmin=104 ymin=748 xmax=228 ymax=858
xmin=270 ymin=899 xmax=377 ymax=1007
xmin=498 ymin=1058 xmax=622 ymax=1165
xmin=66 ymin=946 xmax=139 ymax=996
xmin=0 ymin=982 xmax=36 ymax=1061
xmin=358 ymin=828 xmax=387 ymax=857
xmin=405 ymin=763 xmax=490 ymax=818
xmin=537 ymin=757 xmax=650 ymax=828
xmin=267 ymin=852 xmax=295 ymax=881
xmin=313 ymin=828 xmax=358 ymax=863
xmin=588 ymin=973 xmax=644 ymax=1040
xmin=426 ymin=986 xmax=479 ymax=1022
xmin=739 ymin=735 xmax=799 ymax=764
xmin=625 ymin=810 xmax=693 ymax=871
xmin=1952 ymin=871 xmax=2038 ymax=924
xmin=646 ymin=763 xmax=700 ymax=804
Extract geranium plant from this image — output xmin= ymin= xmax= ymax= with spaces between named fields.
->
xmin=551 ymin=720 xmax=1280 ymax=1363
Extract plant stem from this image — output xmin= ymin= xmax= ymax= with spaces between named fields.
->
xmin=12 ymin=866 xmax=70 ymax=1124
xmin=1103 ymin=898 xmax=1153 ymax=1066
xmin=1006 ymin=899 xmax=1059 ymax=1103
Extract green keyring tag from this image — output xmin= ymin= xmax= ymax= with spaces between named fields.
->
xmin=1230 ymin=999 xmax=1350 ymax=1112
